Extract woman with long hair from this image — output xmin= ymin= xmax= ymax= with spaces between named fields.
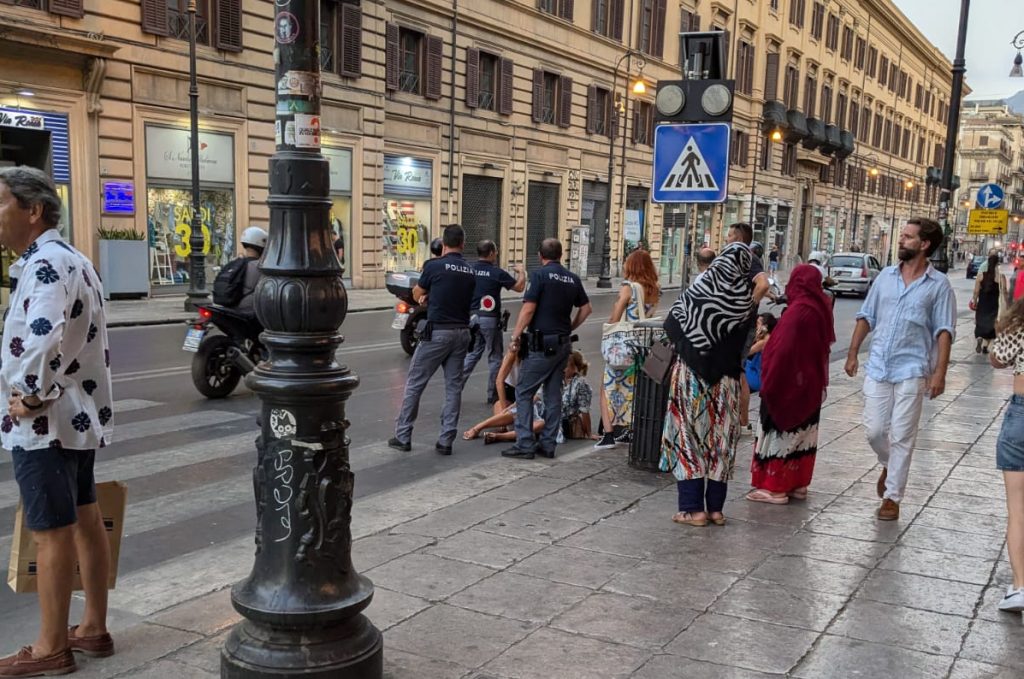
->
xmin=973 ymin=253 xmax=1006 ymax=353
xmin=988 ymin=298 xmax=1024 ymax=613
xmin=561 ymin=350 xmax=594 ymax=440
xmin=660 ymin=241 xmax=752 ymax=526
xmin=595 ymin=249 xmax=660 ymax=449
xmin=747 ymin=265 xmax=835 ymax=504
xmin=463 ymin=336 xmax=542 ymax=443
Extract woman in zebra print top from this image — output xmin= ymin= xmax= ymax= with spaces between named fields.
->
xmin=659 ymin=241 xmax=754 ymax=527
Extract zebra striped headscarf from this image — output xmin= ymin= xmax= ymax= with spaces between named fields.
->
xmin=665 ymin=241 xmax=753 ymax=362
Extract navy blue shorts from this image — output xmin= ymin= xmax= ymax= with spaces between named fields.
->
xmin=11 ymin=448 xmax=97 ymax=531
xmin=997 ymin=396 xmax=1024 ymax=472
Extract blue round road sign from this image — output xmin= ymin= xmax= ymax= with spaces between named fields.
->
xmin=976 ymin=183 xmax=1005 ymax=210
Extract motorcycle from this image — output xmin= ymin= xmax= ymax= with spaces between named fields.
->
xmin=182 ymin=305 xmax=266 ymax=398
xmin=386 ymin=271 xmax=428 ymax=355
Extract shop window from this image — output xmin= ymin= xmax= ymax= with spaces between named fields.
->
xmin=141 ymin=0 xmax=241 ymax=51
xmin=147 ymin=188 xmax=235 ymax=286
xmin=319 ymin=0 xmax=363 ymax=78
xmin=637 ymin=0 xmax=667 ymax=58
xmin=532 ymin=70 xmax=572 ymax=127
xmin=466 ymin=49 xmax=513 ymax=114
xmin=632 ymin=101 xmax=653 ymax=146
xmin=386 ymin=24 xmax=442 ymax=100
xmin=586 ymin=85 xmax=613 ymax=137
xmin=593 ymin=0 xmax=625 ymax=40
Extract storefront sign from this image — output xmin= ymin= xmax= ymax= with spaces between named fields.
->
xmin=0 ymin=108 xmax=45 ymax=130
xmin=383 ymin=155 xmax=433 ymax=197
xmin=323 ymin=147 xmax=352 ymax=193
xmin=145 ymin=126 xmax=234 ymax=185
xmin=624 ymin=210 xmax=643 ymax=242
xmin=102 ymin=181 xmax=134 ymax=215
xmin=293 ymin=114 xmax=320 ymax=149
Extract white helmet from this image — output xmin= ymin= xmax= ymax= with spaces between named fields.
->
xmin=241 ymin=226 xmax=268 ymax=249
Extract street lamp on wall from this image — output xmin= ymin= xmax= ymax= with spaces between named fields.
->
xmin=1011 ymin=30 xmax=1024 ymax=77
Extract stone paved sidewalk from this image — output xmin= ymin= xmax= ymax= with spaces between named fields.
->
xmin=52 ymin=319 xmax=1024 ymax=678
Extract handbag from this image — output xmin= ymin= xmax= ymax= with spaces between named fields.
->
xmin=744 ymin=351 xmax=763 ymax=392
xmin=641 ymin=340 xmax=675 ymax=384
xmin=564 ymin=414 xmax=590 ymax=439
xmin=601 ymin=282 xmax=646 ymax=369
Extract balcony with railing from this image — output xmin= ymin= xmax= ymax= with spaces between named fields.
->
xmin=969 ymin=171 xmax=990 ymax=181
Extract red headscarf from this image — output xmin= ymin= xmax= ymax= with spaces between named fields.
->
xmin=760 ymin=264 xmax=836 ymax=431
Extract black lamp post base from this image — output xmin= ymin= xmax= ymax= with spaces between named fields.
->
xmin=596 ymin=275 xmax=613 ymax=288
xmin=221 ymin=616 xmax=382 ymax=678
xmin=184 ymin=291 xmax=210 ymax=312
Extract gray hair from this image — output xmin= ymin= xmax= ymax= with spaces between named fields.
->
xmin=0 ymin=166 xmax=62 ymax=228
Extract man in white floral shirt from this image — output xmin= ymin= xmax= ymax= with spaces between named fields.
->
xmin=0 ymin=167 xmax=114 ymax=677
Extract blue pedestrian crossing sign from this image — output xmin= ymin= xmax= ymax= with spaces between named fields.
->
xmin=976 ymin=183 xmax=1005 ymax=209
xmin=652 ymin=123 xmax=731 ymax=204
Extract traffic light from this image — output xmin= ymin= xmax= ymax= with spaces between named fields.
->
xmin=654 ymin=32 xmax=735 ymax=124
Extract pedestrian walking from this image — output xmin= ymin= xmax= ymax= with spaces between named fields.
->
xmin=747 ymin=265 xmax=834 ymax=504
xmin=845 ymin=217 xmax=956 ymax=521
xmin=971 ymin=253 xmax=1006 ymax=354
xmin=502 ymin=238 xmax=592 ymax=460
xmin=595 ymin=249 xmax=660 ymax=449
xmin=987 ymin=299 xmax=1024 ymax=613
xmin=461 ymin=240 xmax=526 ymax=403
xmin=0 ymin=167 xmax=115 ymax=676
xmin=389 ymin=224 xmax=475 ymax=456
xmin=660 ymin=240 xmax=753 ymax=527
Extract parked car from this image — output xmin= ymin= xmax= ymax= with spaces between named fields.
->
xmin=966 ymin=255 xmax=986 ymax=279
xmin=827 ymin=252 xmax=882 ymax=298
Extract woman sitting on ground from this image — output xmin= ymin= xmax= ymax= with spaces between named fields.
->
xmin=561 ymin=350 xmax=594 ymax=441
xmin=463 ymin=337 xmax=544 ymax=444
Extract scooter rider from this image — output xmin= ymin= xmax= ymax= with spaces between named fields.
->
xmin=502 ymin=238 xmax=592 ymax=460
xmin=462 ymin=240 xmax=526 ymax=403
xmin=233 ymin=226 xmax=268 ymax=315
xmin=389 ymin=225 xmax=476 ymax=456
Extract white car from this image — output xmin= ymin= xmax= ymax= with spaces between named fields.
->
xmin=827 ymin=252 xmax=882 ymax=298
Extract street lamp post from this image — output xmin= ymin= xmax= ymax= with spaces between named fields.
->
xmin=887 ymin=180 xmax=915 ymax=263
xmin=1010 ymin=30 xmax=1023 ymax=77
xmin=599 ymin=51 xmax=643 ymax=288
xmin=184 ymin=0 xmax=208 ymax=311
xmin=931 ymin=0 xmax=971 ymax=273
xmin=748 ymin=128 xmax=781 ymax=242
xmin=220 ymin=1 xmax=382 ymax=677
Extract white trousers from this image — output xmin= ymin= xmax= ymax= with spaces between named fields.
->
xmin=862 ymin=376 xmax=927 ymax=503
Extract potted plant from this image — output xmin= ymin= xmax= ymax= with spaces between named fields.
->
xmin=97 ymin=226 xmax=149 ymax=299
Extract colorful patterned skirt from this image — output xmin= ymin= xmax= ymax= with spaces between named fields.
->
xmin=751 ymin=406 xmax=820 ymax=493
xmin=603 ymin=364 xmax=637 ymax=428
xmin=659 ymin=359 xmax=740 ymax=482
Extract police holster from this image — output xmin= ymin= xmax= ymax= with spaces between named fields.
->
xmin=468 ymin=323 xmax=482 ymax=352
xmin=529 ymin=330 xmax=570 ymax=356
xmin=420 ymin=320 xmax=434 ymax=342
xmin=500 ymin=310 xmax=511 ymax=332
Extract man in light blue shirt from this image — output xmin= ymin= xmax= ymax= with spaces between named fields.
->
xmin=845 ymin=217 xmax=956 ymax=521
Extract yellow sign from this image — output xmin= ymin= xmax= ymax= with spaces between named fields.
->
xmin=172 ymin=204 xmax=212 ymax=257
xmin=967 ymin=209 xmax=1009 ymax=235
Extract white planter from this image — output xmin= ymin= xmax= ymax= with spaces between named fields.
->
xmin=98 ymin=239 xmax=149 ymax=300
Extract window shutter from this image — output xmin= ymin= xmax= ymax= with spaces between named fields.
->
xmin=339 ymin=3 xmax=363 ymax=78
xmin=141 ymin=0 xmax=169 ymax=36
xmin=385 ymin=23 xmax=400 ymax=90
xmin=745 ymin=46 xmax=755 ymax=96
xmin=586 ymin=84 xmax=597 ymax=134
xmin=532 ymin=69 xmax=545 ymax=122
xmin=215 ymin=0 xmax=243 ymax=52
xmin=590 ymin=0 xmax=599 ymax=31
xmin=499 ymin=58 xmax=514 ymax=115
xmin=49 ymin=0 xmax=84 ymax=18
xmin=558 ymin=75 xmax=573 ymax=128
xmin=611 ymin=0 xmax=624 ymax=40
xmin=465 ymin=48 xmax=480 ymax=108
xmin=764 ymin=52 xmax=779 ymax=101
xmin=691 ymin=13 xmax=701 ymax=31
xmin=652 ymin=0 xmax=667 ymax=58
xmin=425 ymin=35 xmax=444 ymax=100
xmin=632 ymin=105 xmax=642 ymax=144
xmin=560 ymin=0 xmax=574 ymax=21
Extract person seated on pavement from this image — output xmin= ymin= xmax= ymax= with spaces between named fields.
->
xmin=462 ymin=336 xmax=544 ymax=444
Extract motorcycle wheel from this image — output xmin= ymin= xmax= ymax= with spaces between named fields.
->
xmin=400 ymin=308 xmax=427 ymax=356
xmin=192 ymin=335 xmax=242 ymax=398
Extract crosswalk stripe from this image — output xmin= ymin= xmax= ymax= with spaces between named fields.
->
xmin=113 ymin=399 xmax=164 ymax=414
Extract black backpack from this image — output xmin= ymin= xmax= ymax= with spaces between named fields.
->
xmin=213 ymin=256 xmax=254 ymax=306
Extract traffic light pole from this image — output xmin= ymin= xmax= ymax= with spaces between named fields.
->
xmin=220 ymin=1 xmax=382 ymax=676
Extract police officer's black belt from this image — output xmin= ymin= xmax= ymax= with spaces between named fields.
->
xmin=476 ymin=311 xmax=500 ymax=317
xmin=432 ymin=322 xmax=470 ymax=329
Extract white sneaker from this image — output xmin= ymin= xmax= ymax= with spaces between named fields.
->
xmin=997 ymin=586 xmax=1024 ymax=613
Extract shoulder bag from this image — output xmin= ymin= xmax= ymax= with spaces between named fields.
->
xmin=601 ymin=282 xmax=646 ymax=370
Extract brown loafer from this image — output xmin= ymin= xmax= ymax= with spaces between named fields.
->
xmin=68 ymin=626 xmax=114 ymax=658
xmin=0 ymin=646 xmax=75 ymax=677
xmin=877 ymin=498 xmax=900 ymax=521
xmin=876 ymin=468 xmax=887 ymax=498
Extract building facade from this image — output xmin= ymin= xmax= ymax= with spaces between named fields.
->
xmin=954 ymin=101 xmax=1024 ymax=254
xmin=0 ymin=0 xmax=957 ymax=292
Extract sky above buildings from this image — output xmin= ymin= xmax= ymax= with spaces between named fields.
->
xmin=894 ymin=0 xmax=1024 ymax=100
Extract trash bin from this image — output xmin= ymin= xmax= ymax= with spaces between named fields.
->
xmin=628 ymin=321 xmax=670 ymax=471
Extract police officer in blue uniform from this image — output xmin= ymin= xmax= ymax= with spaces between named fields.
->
xmin=462 ymin=240 xmax=526 ymax=402
xmin=389 ymin=225 xmax=476 ymax=455
xmin=502 ymin=238 xmax=592 ymax=459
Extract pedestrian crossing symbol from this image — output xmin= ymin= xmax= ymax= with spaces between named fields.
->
xmin=652 ymin=122 xmax=731 ymax=203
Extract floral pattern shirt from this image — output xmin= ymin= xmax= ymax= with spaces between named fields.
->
xmin=1 ymin=229 xmax=113 ymax=452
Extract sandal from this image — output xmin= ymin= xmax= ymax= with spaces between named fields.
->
xmin=788 ymin=487 xmax=809 ymax=501
xmin=463 ymin=427 xmax=481 ymax=441
xmin=672 ymin=512 xmax=708 ymax=527
xmin=708 ymin=513 xmax=727 ymax=526
xmin=745 ymin=489 xmax=790 ymax=504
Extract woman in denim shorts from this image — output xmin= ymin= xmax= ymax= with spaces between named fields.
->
xmin=988 ymin=302 xmax=1024 ymax=613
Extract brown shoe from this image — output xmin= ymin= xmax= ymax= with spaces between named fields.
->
xmin=68 ymin=626 xmax=114 ymax=658
xmin=876 ymin=468 xmax=887 ymax=498
xmin=877 ymin=498 xmax=900 ymax=521
xmin=0 ymin=647 xmax=75 ymax=677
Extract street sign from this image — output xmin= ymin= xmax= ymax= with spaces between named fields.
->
xmin=976 ymin=183 xmax=1005 ymax=209
xmin=967 ymin=208 xmax=1009 ymax=235
xmin=652 ymin=123 xmax=730 ymax=203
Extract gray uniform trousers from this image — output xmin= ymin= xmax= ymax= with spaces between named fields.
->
xmin=511 ymin=343 xmax=572 ymax=454
xmin=461 ymin=315 xmax=503 ymax=402
xmin=395 ymin=327 xmax=471 ymax=447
